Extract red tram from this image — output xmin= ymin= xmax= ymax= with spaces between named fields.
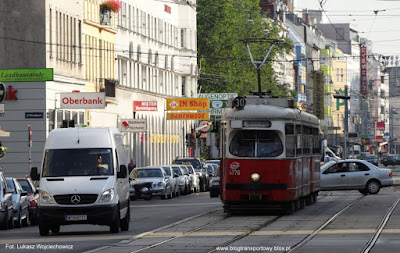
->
xmin=220 ymin=96 xmax=321 ymax=213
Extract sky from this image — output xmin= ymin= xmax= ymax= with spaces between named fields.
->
xmin=294 ymin=0 xmax=400 ymax=56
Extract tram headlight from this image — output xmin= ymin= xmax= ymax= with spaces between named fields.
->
xmin=250 ymin=173 xmax=261 ymax=183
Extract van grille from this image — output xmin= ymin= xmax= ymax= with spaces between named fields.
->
xmin=53 ymin=194 xmax=98 ymax=205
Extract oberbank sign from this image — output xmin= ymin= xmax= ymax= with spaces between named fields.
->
xmin=60 ymin=92 xmax=106 ymax=109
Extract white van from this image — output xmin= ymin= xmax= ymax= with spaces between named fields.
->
xmin=31 ymin=127 xmax=130 ymax=236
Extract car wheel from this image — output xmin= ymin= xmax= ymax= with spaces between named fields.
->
xmin=1 ymin=207 xmax=9 ymax=230
xmin=22 ymin=211 xmax=29 ymax=227
xmin=120 ymin=205 xmax=130 ymax=231
xmin=39 ymin=221 xmax=50 ymax=236
xmin=51 ymin=224 xmax=60 ymax=234
xmin=366 ymin=180 xmax=381 ymax=194
xmin=110 ymin=210 xmax=120 ymax=233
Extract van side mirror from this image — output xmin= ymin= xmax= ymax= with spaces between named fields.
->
xmin=31 ymin=167 xmax=40 ymax=181
xmin=117 ymin=165 xmax=128 ymax=178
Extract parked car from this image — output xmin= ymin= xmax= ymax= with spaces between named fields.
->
xmin=130 ymin=167 xmax=173 ymax=200
xmin=129 ymin=175 xmax=136 ymax=201
xmin=205 ymin=160 xmax=220 ymax=168
xmin=205 ymin=163 xmax=216 ymax=179
xmin=209 ymin=167 xmax=220 ymax=198
xmin=179 ymin=165 xmax=192 ymax=194
xmin=365 ymin=155 xmax=379 ymax=166
xmin=0 ymin=170 xmax=14 ymax=230
xmin=357 ymin=152 xmax=370 ymax=160
xmin=382 ymin=154 xmax=397 ymax=166
xmin=185 ymin=165 xmax=200 ymax=193
xmin=172 ymin=165 xmax=189 ymax=195
xmin=16 ymin=177 xmax=39 ymax=225
xmin=320 ymin=159 xmax=393 ymax=194
xmin=160 ymin=165 xmax=180 ymax=197
xmin=6 ymin=177 xmax=30 ymax=227
xmin=172 ymin=157 xmax=209 ymax=192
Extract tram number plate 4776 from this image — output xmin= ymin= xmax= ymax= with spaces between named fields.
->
xmin=249 ymin=194 xmax=262 ymax=200
xmin=65 ymin=215 xmax=87 ymax=221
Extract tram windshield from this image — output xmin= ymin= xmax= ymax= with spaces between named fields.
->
xmin=229 ymin=130 xmax=283 ymax=157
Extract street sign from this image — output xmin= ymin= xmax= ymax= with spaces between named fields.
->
xmin=120 ymin=119 xmax=147 ymax=132
xmin=198 ymin=121 xmax=212 ymax=132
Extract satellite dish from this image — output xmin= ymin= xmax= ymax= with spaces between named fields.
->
xmin=391 ymin=61 xmax=394 ymax=65
xmin=396 ymin=56 xmax=399 ymax=60
xmin=391 ymin=56 xmax=394 ymax=60
xmin=396 ymin=61 xmax=399 ymax=66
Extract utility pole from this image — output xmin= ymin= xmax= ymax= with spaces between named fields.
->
xmin=334 ymin=85 xmax=350 ymax=159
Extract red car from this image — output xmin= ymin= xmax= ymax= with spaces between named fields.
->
xmin=16 ymin=177 xmax=38 ymax=225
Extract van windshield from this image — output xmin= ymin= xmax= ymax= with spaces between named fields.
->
xmin=42 ymin=148 xmax=113 ymax=177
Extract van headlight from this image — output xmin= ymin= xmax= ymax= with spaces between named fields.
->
xmin=99 ymin=188 xmax=115 ymax=203
xmin=40 ymin=191 xmax=54 ymax=204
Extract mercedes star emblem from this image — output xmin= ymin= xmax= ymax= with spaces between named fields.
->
xmin=71 ymin=195 xmax=81 ymax=204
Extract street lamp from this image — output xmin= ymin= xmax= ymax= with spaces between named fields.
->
xmin=333 ymin=85 xmax=351 ymax=159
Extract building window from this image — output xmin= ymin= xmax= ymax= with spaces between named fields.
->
xmin=341 ymin=68 xmax=343 ymax=82
xmin=181 ymin=77 xmax=186 ymax=96
xmin=180 ymin=28 xmax=185 ymax=48
xmin=336 ymin=68 xmax=339 ymax=82
xmin=336 ymin=28 xmax=345 ymax=41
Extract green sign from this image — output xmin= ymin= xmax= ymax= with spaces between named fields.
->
xmin=0 ymin=68 xmax=53 ymax=82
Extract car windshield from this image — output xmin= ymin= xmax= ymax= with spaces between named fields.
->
xmin=16 ymin=179 xmax=33 ymax=193
xmin=6 ymin=178 xmax=15 ymax=191
xmin=229 ymin=130 xmax=283 ymax=157
xmin=133 ymin=168 xmax=163 ymax=178
xmin=172 ymin=166 xmax=183 ymax=175
xmin=162 ymin=167 xmax=171 ymax=176
xmin=42 ymin=148 xmax=113 ymax=177
xmin=367 ymin=155 xmax=376 ymax=159
xmin=173 ymin=159 xmax=201 ymax=170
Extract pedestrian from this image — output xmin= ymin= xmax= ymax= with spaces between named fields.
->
xmin=128 ymin=157 xmax=136 ymax=174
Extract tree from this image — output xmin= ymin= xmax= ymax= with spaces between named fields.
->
xmin=197 ymin=0 xmax=292 ymax=97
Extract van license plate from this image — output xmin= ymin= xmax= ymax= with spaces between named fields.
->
xmin=65 ymin=215 xmax=87 ymax=221
xmin=249 ymin=194 xmax=262 ymax=200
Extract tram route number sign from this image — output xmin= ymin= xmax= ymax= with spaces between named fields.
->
xmin=232 ymin=97 xmax=246 ymax=109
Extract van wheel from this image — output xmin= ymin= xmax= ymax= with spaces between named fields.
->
xmin=51 ymin=224 xmax=60 ymax=234
xmin=39 ymin=222 xmax=50 ymax=236
xmin=110 ymin=210 xmax=120 ymax=233
xmin=120 ymin=205 xmax=130 ymax=232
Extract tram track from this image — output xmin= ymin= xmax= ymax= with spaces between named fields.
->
xmin=125 ymin=191 xmax=339 ymax=253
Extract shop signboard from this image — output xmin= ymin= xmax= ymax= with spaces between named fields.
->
xmin=120 ymin=119 xmax=147 ymax=132
xmin=60 ymin=92 xmax=106 ymax=109
xmin=0 ymin=68 xmax=53 ymax=82
xmin=133 ymin=101 xmax=157 ymax=111
xmin=166 ymin=98 xmax=209 ymax=111
xmin=166 ymin=112 xmax=210 ymax=120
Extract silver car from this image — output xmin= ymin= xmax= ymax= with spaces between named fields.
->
xmin=321 ymin=159 xmax=393 ymax=194
xmin=171 ymin=165 xmax=189 ymax=195
xmin=185 ymin=165 xmax=200 ymax=193
xmin=6 ymin=177 xmax=30 ymax=227
xmin=160 ymin=165 xmax=180 ymax=197
xmin=131 ymin=167 xmax=174 ymax=200
xmin=0 ymin=171 xmax=14 ymax=230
